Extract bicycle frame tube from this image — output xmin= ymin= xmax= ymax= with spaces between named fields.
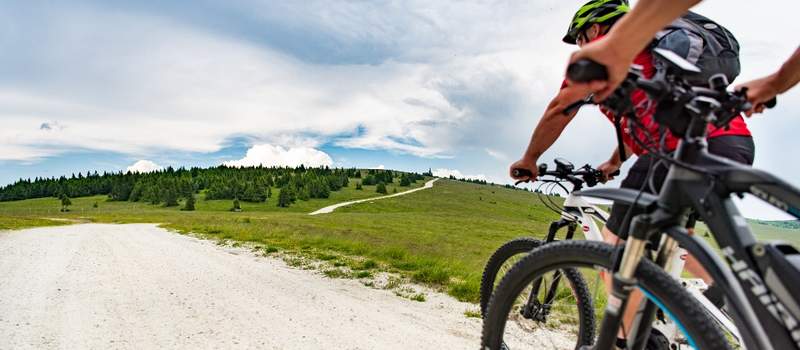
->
xmin=651 ymin=139 xmax=800 ymax=350
xmin=563 ymin=193 xmax=608 ymax=242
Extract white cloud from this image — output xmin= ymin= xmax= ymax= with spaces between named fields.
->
xmin=223 ymin=144 xmax=333 ymax=168
xmin=432 ymin=168 xmax=486 ymax=181
xmin=371 ymin=164 xmax=385 ymax=170
xmin=485 ymin=148 xmax=509 ymax=161
xmin=126 ymin=160 xmax=162 ymax=173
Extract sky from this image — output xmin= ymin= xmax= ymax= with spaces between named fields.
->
xmin=1 ymin=0 xmax=799 ymax=219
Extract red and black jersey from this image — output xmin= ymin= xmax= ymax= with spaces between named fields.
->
xmin=562 ymin=35 xmax=750 ymax=156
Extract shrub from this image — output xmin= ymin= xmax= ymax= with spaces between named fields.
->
xmin=376 ymin=181 xmax=387 ymax=194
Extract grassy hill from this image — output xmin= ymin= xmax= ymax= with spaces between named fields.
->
xmin=1 ymin=177 xmax=796 ymax=303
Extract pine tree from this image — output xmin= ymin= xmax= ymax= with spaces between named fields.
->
xmin=164 ymin=187 xmax=179 ymax=207
xmin=355 ymin=182 xmax=363 ymax=190
xmin=60 ymin=194 xmax=72 ymax=212
xmin=277 ymin=188 xmax=291 ymax=207
xmin=231 ymin=198 xmax=242 ymax=212
xmin=182 ymin=195 xmax=196 ymax=211
xmin=400 ymin=176 xmax=411 ymax=186
xmin=376 ymin=181 xmax=387 ymax=194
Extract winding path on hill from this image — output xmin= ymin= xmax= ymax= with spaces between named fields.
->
xmin=0 ymin=223 xmax=571 ymax=349
xmin=309 ymin=177 xmax=440 ymax=215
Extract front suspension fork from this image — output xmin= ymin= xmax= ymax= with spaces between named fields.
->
xmin=592 ymin=214 xmax=654 ymax=350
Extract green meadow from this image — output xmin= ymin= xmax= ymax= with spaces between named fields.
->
xmin=1 ymin=177 xmax=797 ymax=303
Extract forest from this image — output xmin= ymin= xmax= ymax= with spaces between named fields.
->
xmin=0 ymin=166 xmax=428 ymax=208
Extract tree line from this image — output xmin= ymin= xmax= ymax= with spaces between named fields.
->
xmin=0 ymin=166 xmax=425 ymax=208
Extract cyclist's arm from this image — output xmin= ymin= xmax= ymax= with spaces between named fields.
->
xmin=597 ymin=145 xmax=631 ymax=180
xmin=567 ymin=0 xmax=702 ymax=100
xmin=608 ymin=144 xmax=632 ymax=166
xmin=737 ymin=46 xmax=800 ymax=115
xmin=521 ymin=90 xmax=585 ymax=162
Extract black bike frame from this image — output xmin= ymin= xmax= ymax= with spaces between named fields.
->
xmin=582 ymin=115 xmax=800 ymax=350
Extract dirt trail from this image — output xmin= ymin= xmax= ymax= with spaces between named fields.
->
xmin=309 ymin=178 xmax=439 ymax=215
xmin=0 ymin=223 xmax=572 ymax=349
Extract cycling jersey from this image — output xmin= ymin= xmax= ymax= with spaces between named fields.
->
xmin=562 ymin=34 xmax=751 ymax=156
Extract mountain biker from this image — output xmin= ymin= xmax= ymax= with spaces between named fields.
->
xmin=509 ymin=0 xmax=756 ymax=346
xmin=566 ymin=0 xmax=800 ymax=109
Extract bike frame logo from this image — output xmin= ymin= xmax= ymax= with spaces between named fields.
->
xmin=722 ymin=246 xmax=800 ymax=346
xmin=751 ymin=186 xmax=789 ymax=212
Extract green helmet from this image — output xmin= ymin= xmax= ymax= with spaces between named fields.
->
xmin=563 ymin=0 xmax=630 ymax=44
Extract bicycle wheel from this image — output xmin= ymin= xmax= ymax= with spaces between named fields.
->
xmin=482 ymin=240 xmax=733 ymax=350
xmin=480 ymin=238 xmax=596 ymax=347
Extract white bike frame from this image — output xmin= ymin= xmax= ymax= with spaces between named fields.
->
xmin=558 ymin=191 xmax=743 ymax=347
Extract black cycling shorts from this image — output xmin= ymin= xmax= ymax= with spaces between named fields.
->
xmin=605 ymin=135 xmax=755 ymax=239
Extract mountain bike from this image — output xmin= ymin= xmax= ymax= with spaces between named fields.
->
xmin=481 ymin=159 xmax=739 ymax=349
xmin=479 ymin=160 xmax=613 ymax=347
xmin=482 ymin=48 xmax=799 ymax=350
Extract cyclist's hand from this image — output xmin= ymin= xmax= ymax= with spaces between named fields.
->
xmin=735 ymin=75 xmax=779 ymax=117
xmin=510 ymin=158 xmax=538 ymax=183
xmin=566 ymin=36 xmax=635 ymax=102
xmin=597 ymin=160 xmax=621 ymax=183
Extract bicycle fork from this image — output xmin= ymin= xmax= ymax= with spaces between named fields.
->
xmin=591 ymin=214 xmax=656 ymax=350
xmin=523 ymin=221 xmax=576 ymax=321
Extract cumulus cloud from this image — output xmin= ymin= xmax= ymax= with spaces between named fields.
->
xmin=126 ymin=160 xmax=162 ymax=173
xmin=371 ymin=164 xmax=385 ymax=170
xmin=223 ymin=144 xmax=333 ymax=168
xmin=432 ymin=168 xmax=486 ymax=181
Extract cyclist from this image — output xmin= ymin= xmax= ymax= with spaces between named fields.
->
xmin=509 ymin=1 xmax=755 ymax=346
xmin=566 ymin=0 xmax=800 ymax=108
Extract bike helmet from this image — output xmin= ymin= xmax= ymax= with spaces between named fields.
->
xmin=563 ymin=0 xmax=630 ymax=45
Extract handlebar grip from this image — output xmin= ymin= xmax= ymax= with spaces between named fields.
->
xmin=763 ymin=97 xmax=777 ymax=109
xmin=512 ymin=168 xmax=533 ymax=178
xmin=566 ymin=59 xmax=609 ymax=83
xmin=610 ymin=170 xmax=621 ymax=176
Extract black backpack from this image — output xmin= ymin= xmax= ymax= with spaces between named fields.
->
xmin=652 ymin=11 xmax=740 ymax=86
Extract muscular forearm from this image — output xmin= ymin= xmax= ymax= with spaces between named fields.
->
xmin=523 ymin=100 xmax=577 ymax=161
xmin=605 ymin=0 xmax=702 ymax=61
xmin=608 ymin=144 xmax=632 ymax=165
xmin=772 ymin=47 xmax=800 ymax=94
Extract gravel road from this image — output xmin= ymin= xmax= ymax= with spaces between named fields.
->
xmin=0 ymin=223 xmax=571 ymax=349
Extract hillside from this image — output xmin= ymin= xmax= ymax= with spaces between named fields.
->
xmin=1 ymin=176 xmax=796 ymax=303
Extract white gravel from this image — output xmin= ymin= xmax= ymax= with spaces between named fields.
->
xmin=0 ymin=223 xmax=572 ymax=349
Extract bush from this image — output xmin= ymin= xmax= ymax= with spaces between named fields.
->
xmin=182 ymin=195 xmax=196 ymax=211
xmin=231 ymin=198 xmax=242 ymax=212
xmin=376 ymin=181 xmax=387 ymax=194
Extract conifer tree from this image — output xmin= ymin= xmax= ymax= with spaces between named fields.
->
xmin=182 ymin=195 xmax=196 ymax=211
xmin=231 ymin=198 xmax=242 ymax=212
xmin=60 ymin=194 xmax=72 ymax=212
xmin=277 ymin=188 xmax=291 ymax=207
xmin=376 ymin=181 xmax=387 ymax=194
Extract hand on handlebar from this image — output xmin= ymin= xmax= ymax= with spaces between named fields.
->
xmin=597 ymin=160 xmax=621 ymax=183
xmin=566 ymin=37 xmax=634 ymax=102
xmin=509 ymin=158 xmax=538 ymax=184
xmin=735 ymin=76 xmax=779 ymax=117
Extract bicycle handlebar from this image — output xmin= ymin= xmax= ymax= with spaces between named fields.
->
xmin=512 ymin=162 xmax=619 ymax=187
xmin=565 ymin=58 xmax=777 ymax=131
